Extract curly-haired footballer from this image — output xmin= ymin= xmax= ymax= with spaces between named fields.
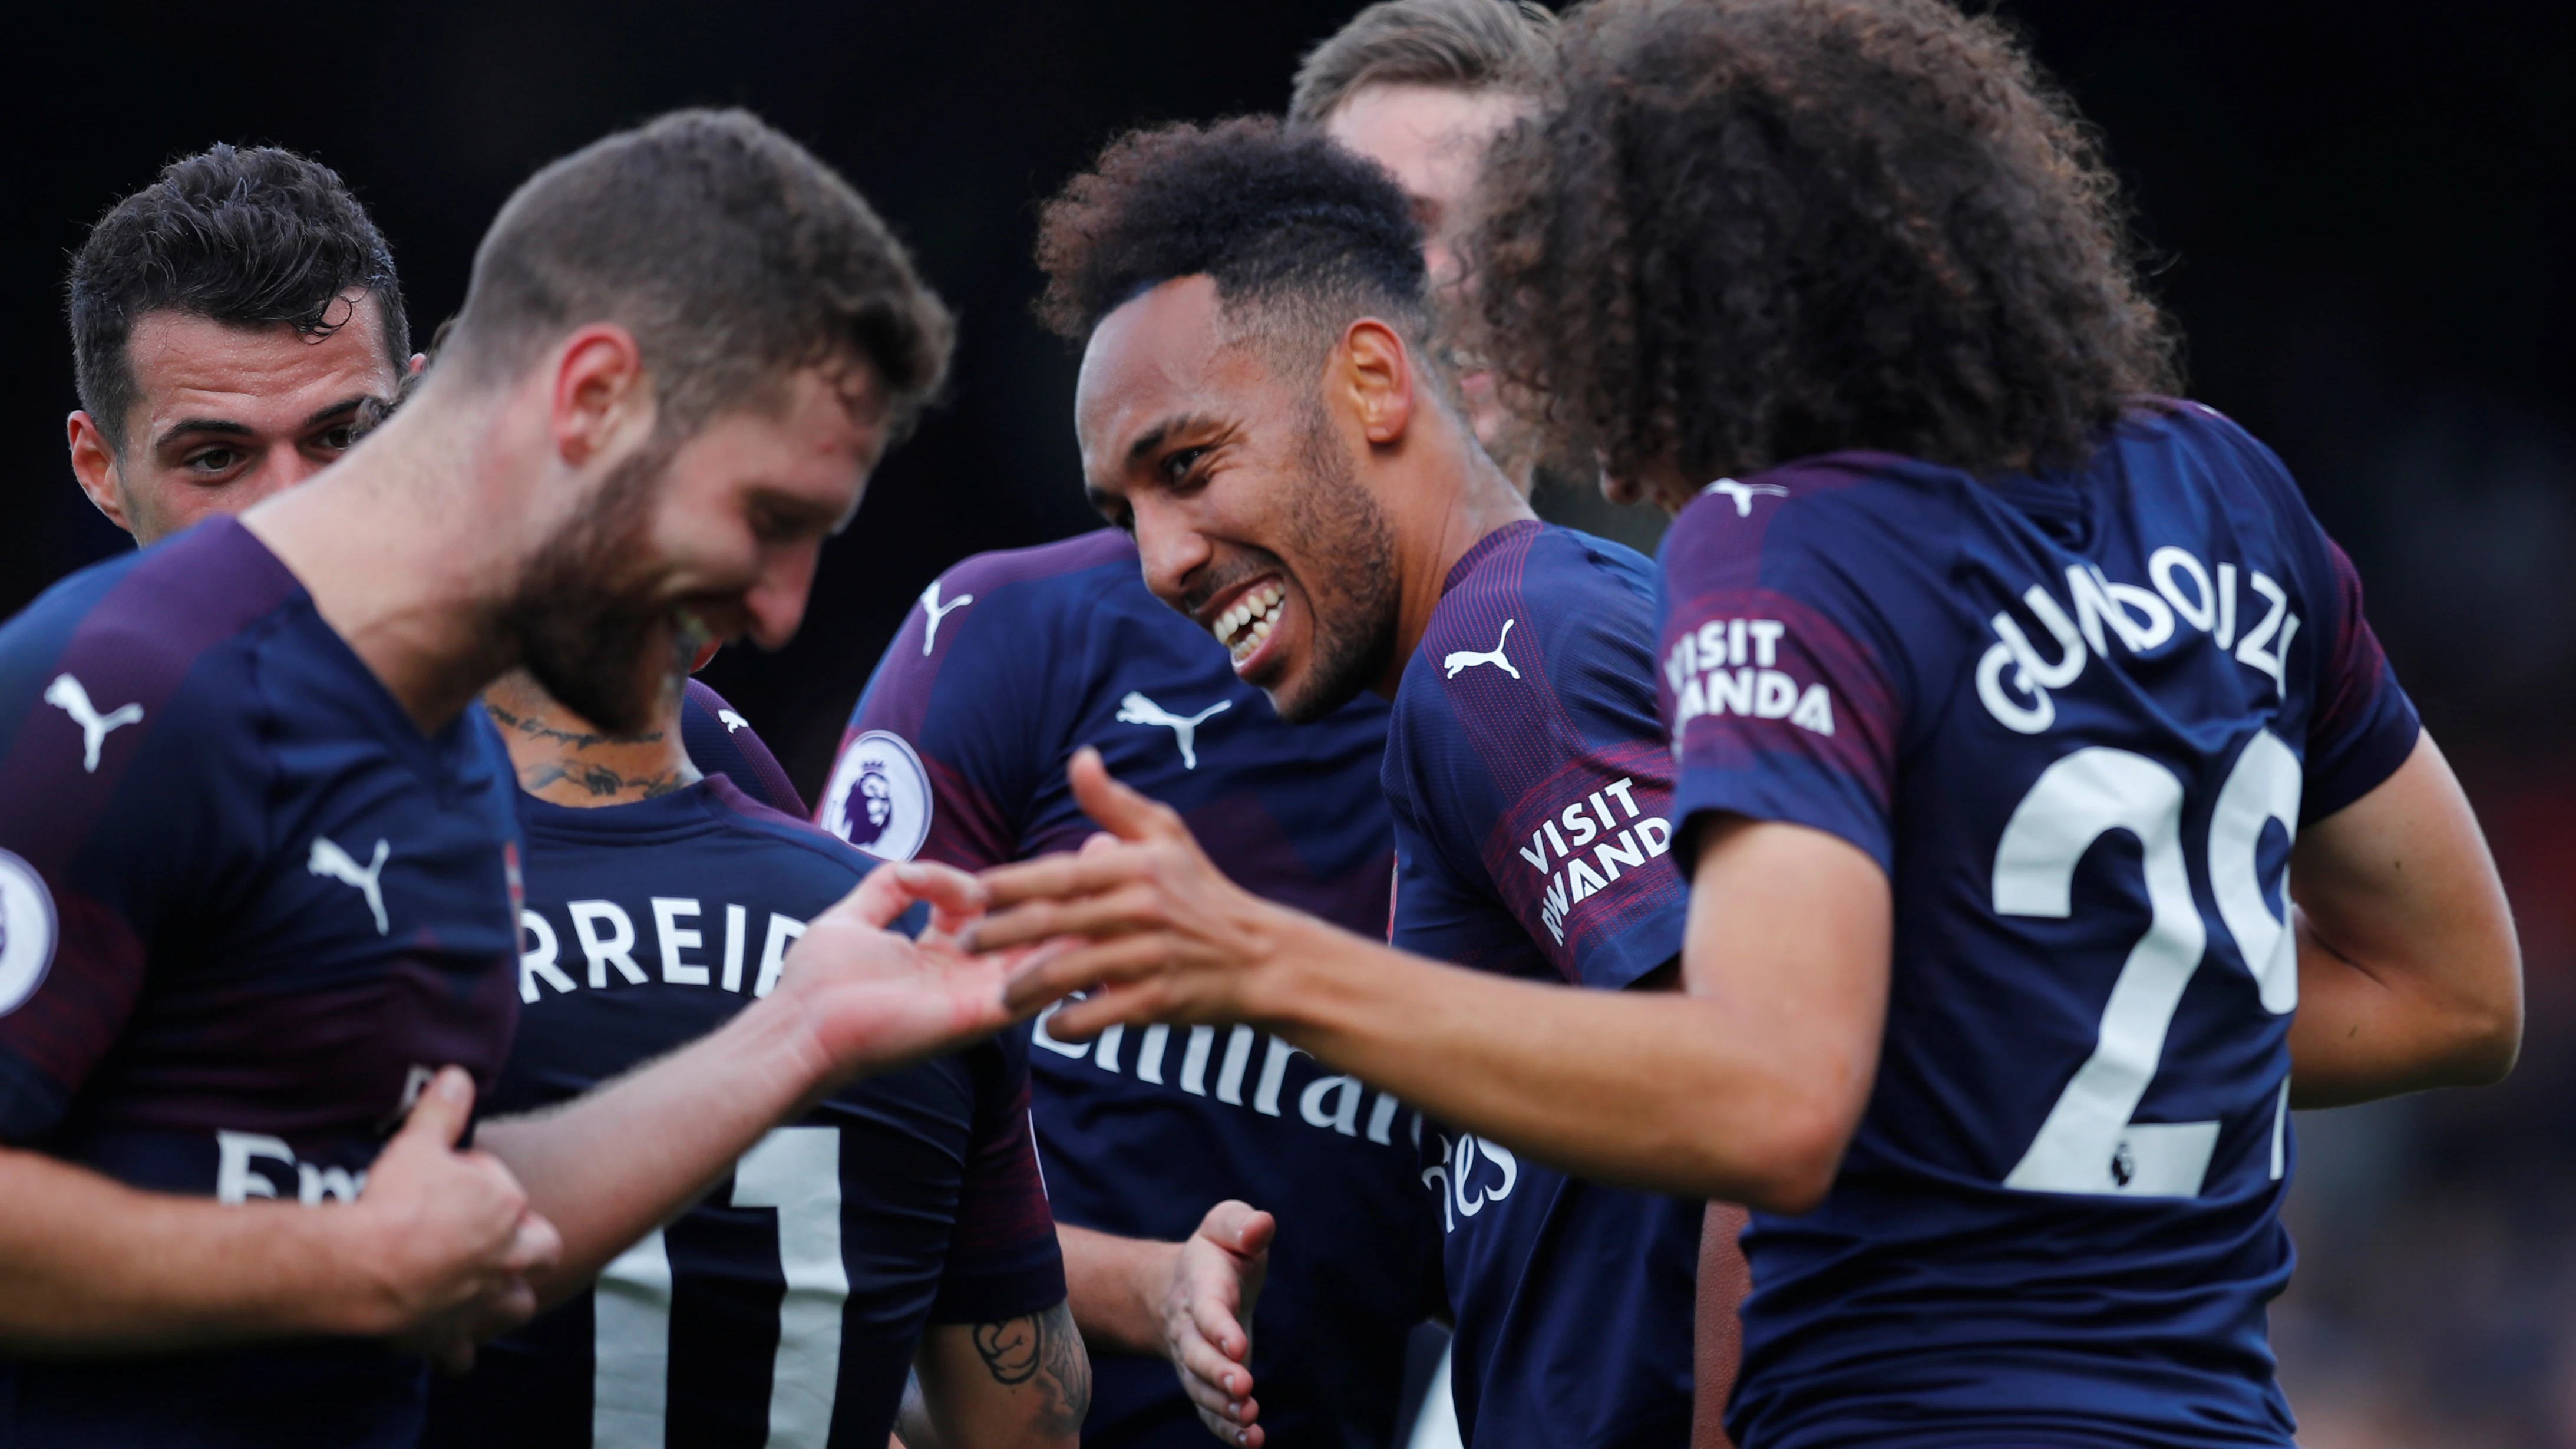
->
xmin=977 ymin=4 xmax=2523 ymax=1447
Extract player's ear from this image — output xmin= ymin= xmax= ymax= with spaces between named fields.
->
xmin=65 ymin=411 xmax=133 ymax=536
xmin=1337 ymin=319 xmax=1415 ymax=447
xmin=548 ymin=324 xmax=650 ymax=467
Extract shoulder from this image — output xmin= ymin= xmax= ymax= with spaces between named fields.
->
xmin=695 ymin=779 xmax=879 ymax=890
xmin=0 ymin=522 xmax=301 ymax=781
xmin=1416 ymin=522 xmax=1657 ymax=671
xmin=933 ymin=529 xmax=1139 ymax=613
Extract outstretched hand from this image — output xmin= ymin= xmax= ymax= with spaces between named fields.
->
xmin=771 ymin=857 xmax=1049 ymax=1085
xmin=968 ymin=748 xmax=1298 ymax=1039
xmin=1164 ymin=1200 xmax=1276 ymax=1448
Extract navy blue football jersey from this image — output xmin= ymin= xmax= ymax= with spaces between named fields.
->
xmin=831 ymin=529 xmax=1442 ymax=1449
xmin=681 ymin=678 xmax=805 ymax=818
xmin=0 ymin=517 xmax=523 ymax=1448
xmin=1380 ymin=520 xmax=1700 ymax=1449
xmin=1655 ymin=404 xmax=2423 ymax=1447
xmin=425 ymin=776 xmax=1064 ymax=1449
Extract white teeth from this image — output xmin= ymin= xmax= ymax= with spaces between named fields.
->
xmin=1216 ymin=582 xmax=1288 ymax=665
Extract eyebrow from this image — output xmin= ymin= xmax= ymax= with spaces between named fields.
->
xmin=1124 ymin=412 xmax=1223 ymax=470
xmin=151 ymin=394 xmax=379 ymax=451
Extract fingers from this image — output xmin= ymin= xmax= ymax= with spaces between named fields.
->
xmin=501 ymin=1207 xmax=563 ymax=1278
xmin=846 ymin=859 xmax=989 ymax=932
xmin=975 ymin=849 xmax=1151 ymax=917
xmin=1001 ymin=940 xmax=1183 ymax=1019
xmin=395 ymin=1067 xmax=477 ymax=1150
xmin=1198 ymin=1200 xmax=1276 ymax=1260
xmin=970 ymin=883 xmax=1165 ymax=955
xmin=1068 ymin=746 xmax=1188 ymax=844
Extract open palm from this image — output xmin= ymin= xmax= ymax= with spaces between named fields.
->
xmin=771 ymin=859 xmax=1042 ymax=1083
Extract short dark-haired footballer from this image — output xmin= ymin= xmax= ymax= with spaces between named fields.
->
xmin=973 ymin=6 xmax=2518 ymax=1449
xmin=1014 ymin=117 xmax=1703 ymax=1448
xmin=0 ymin=109 xmax=1002 ymax=1448
xmin=61 ymin=141 xmax=807 ymax=813
xmin=827 ymin=123 xmax=1441 ymax=1449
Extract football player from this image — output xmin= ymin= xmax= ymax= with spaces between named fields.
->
xmin=60 ymin=141 xmax=803 ymax=815
xmin=0 ymin=110 xmax=1021 ymax=1445
xmin=823 ymin=6 xmax=1575 ymax=1447
xmin=982 ymin=118 xmax=1705 ymax=1448
xmin=978 ymin=4 xmax=2525 ymax=1447
xmin=426 ymin=665 xmax=1082 ymax=1448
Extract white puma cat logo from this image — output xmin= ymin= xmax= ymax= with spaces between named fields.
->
xmin=716 ymin=709 xmax=749 ymax=734
xmin=1442 ymin=619 xmax=1521 ymax=680
xmin=1114 ymin=691 xmax=1231 ymax=770
xmin=920 ymin=581 xmax=975 ymax=656
xmin=42 ymin=674 xmax=143 ymax=773
xmin=308 ymin=837 xmax=392 ymax=936
xmin=1705 ymin=478 xmax=1791 ymax=516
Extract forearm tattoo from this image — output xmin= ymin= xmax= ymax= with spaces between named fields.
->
xmin=972 ymin=1301 xmax=1090 ymax=1434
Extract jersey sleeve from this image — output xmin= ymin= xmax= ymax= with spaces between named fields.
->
xmin=679 ymin=679 xmax=806 ymax=817
xmin=825 ymin=570 xmax=1044 ymax=871
xmin=930 ymin=1032 xmax=1067 ymax=1323
xmin=2298 ymin=537 xmax=2422 ymax=821
xmin=1657 ymin=483 xmax=1910 ymax=876
xmin=1388 ymin=567 xmax=1687 ymax=990
xmin=0 ymin=608 xmax=261 ymax=1144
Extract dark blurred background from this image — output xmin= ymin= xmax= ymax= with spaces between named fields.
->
xmin=2 ymin=4 xmax=2569 ymax=1443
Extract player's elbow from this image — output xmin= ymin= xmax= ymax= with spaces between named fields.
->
xmin=2436 ymin=947 xmax=2524 ymax=1089
xmin=1672 ymin=1081 xmax=1852 ymax=1215
xmin=1728 ymin=1106 xmax=1850 ymax=1216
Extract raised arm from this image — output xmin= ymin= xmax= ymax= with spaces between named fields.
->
xmin=2286 ymin=731 xmax=2521 ymax=1107
xmin=975 ymin=750 xmax=1891 ymax=1212
xmin=476 ymin=860 xmax=1022 ymax=1302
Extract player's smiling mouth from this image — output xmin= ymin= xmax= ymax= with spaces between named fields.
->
xmin=1209 ymin=578 xmax=1287 ymax=672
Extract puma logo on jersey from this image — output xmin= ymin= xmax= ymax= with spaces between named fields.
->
xmin=1442 ymin=619 xmax=1521 ymax=679
xmin=716 ymin=709 xmax=749 ymax=734
xmin=919 ymin=580 xmax=975 ymax=655
xmin=43 ymin=674 xmax=142 ymax=773
xmin=1704 ymin=478 xmax=1791 ymax=516
xmin=1115 ymin=692 xmax=1231 ymax=770
xmin=308 ymin=837 xmax=391 ymax=936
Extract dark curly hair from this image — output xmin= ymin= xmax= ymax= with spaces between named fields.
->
xmin=1033 ymin=116 xmax=1429 ymax=364
xmin=67 ymin=143 xmax=409 ymax=453
xmin=1469 ymin=0 xmax=2179 ymax=484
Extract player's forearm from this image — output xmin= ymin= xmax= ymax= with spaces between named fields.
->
xmin=916 ymin=1303 xmax=1089 ymax=1449
xmin=0 ymin=1146 xmax=384 ymax=1351
xmin=2283 ymin=735 xmax=2522 ymax=1108
xmin=1056 ymin=1223 xmax=1179 ymax=1355
xmin=2287 ymin=907 xmax=2521 ymax=1108
xmin=478 ymin=995 xmax=825 ymax=1301
xmin=1243 ymin=912 xmax=1852 ymax=1210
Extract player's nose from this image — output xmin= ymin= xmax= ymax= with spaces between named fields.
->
xmin=1131 ymin=501 xmax=1214 ymax=611
xmin=739 ymin=546 xmax=820 ymax=649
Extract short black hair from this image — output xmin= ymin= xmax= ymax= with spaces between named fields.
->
xmin=440 ymin=108 xmax=952 ymax=443
xmin=1034 ymin=116 xmax=1429 ymax=361
xmin=66 ymin=143 xmax=409 ymax=453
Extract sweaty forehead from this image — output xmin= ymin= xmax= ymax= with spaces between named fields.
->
xmin=123 ymin=301 xmax=398 ymax=431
